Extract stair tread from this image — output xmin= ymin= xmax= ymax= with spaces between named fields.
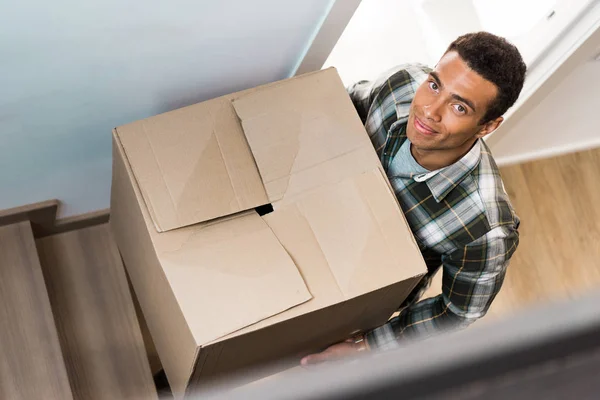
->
xmin=0 ymin=221 xmax=74 ymax=400
xmin=36 ymin=224 xmax=157 ymax=400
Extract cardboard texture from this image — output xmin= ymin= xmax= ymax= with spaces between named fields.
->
xmin=117 ymin=97 xmax=269 ymax=232
xmin=231 ymin=69 xmax=374 ymax=205
xmin=152 ymin=210 xmax=312 ymax=345
xmin=110 ymin=68 xmax=427 ymax=398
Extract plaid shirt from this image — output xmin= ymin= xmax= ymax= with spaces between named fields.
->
xmin=348 ymin=64 xmax=520 ymax=350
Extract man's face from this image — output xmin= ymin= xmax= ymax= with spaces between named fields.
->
xmin=407 ymin=51 xmax=500 ymax=152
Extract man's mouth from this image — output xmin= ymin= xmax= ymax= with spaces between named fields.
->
xmin=414 ymin=116 xmax=438 ymax=136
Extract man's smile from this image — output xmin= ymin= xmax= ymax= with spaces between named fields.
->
xmin=413 ymin=115 xmax=438 ymax=136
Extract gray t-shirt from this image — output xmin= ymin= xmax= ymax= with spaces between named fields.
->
xmin=394 ymin=139 xmax=430 ymax=179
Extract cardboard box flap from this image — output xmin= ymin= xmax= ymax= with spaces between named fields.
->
xmin=153 ymin=211 xmax=312 ymax=345
xmin=116 ymin=97 xmax=269 ymax=232
xmin=285 ymin=168 xmax=426 ymax=299
xmin=232 ymin=68 xmax=372 ymax=205
xmin=210 ymin=204 xmax=346 ymax=340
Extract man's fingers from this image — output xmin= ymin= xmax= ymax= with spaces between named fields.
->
xmin=300 ymin=352 xmax=327 ymax=366
xmin=301 ymin=341 xmax=359 ymax=367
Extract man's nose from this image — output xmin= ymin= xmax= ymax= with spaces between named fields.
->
xmin=423 ymin=101 xmax=442 ymax=123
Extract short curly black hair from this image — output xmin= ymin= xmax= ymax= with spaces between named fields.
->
xmin=445 ymin=31 xmax=527 ymax=123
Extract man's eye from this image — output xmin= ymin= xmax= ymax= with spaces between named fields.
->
xmin=453 ymin=104 xmax=466 ymax=114
xmin=428 ymin=81 xmax=439 ymax=91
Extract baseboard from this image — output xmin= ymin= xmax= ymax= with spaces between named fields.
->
xmin=0 ymin=200 xmax=110 ymax=238
xmin=0 ymin=200 xmax=59 ymax=236
xmin=495 ymin=138 xmax=600 ymax=167
xmin=39 ymin=209 xmax=110 ymax=238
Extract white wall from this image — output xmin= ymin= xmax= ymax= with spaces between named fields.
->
xmin=322 ymin=0 xmax=559 ymax=86
xmin=322 ymin=0 xmax=434 ymax=85
xmin=487 ymin=1 xmax=600 ymax=165
xmin=491 ymin=58 xmax=600 ymax=164
xmin=0 ymin=0 xmax=334 ymax=216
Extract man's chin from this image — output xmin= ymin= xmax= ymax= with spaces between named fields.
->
xmin=406 ymin=126 xmax=421 ymax=145
xmin=407 ymin=131 xmax=438 ymax=152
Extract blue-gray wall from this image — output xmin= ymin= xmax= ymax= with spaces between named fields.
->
xmin=0 ymin=0 xmax=333 ymax=216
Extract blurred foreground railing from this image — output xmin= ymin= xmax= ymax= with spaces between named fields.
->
xmin=197 ymin=288 xmax=600 ymax=400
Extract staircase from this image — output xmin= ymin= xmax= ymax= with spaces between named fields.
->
xmin=0 ymin=200 xmax=158 ymax=400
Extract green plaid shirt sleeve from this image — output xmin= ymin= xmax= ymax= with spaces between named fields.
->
xmin=347 ymin=64 xmax=520 ymax=350
xmin=366 ymin=227 xmax=519 ymax=350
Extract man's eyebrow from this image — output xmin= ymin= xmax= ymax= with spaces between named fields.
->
xmin=430 ymin=71 xmax=442 ymax=87
xmin=430 ymin=71 xmax=477 ymax=112
xmin=451 ymin=94 xmax=476 ymax=112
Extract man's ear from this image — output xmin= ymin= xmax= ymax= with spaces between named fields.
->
xmin=476 ymin=116 xmax=503 ymax=138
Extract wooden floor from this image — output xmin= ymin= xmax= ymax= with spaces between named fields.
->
xmin=424 ymin=146 xmax=600 ymax=321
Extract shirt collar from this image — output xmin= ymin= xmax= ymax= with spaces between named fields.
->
xmin=418 ymin=140 xmax=482 ymax=203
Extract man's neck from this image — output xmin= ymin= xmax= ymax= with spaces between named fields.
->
xmin=411 ymin=139 xmax=478 ymax=171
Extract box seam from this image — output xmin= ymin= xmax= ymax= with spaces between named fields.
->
xmin=210 ymin=124 xmax=242 ymax=211
xmin=294 ymin=202 xmax=346 ymax=300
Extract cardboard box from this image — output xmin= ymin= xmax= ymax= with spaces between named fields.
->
xmin=110 ymin=68 xmax=426 ymax=398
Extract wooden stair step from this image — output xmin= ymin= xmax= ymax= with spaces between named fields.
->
xmin=0 ymin=200 xmax=59 ymax=237
xmin=0 ymin=221 xmax=74 ymax=400
xmin=36 ymin=224 xmax=157 ymax=400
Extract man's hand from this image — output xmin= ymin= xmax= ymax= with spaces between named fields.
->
xmin=300 ymin=335 xmax=369 ymax=367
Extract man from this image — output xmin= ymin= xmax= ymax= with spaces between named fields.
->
xmin=302 ymin=31 xmax=526 ymax=365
